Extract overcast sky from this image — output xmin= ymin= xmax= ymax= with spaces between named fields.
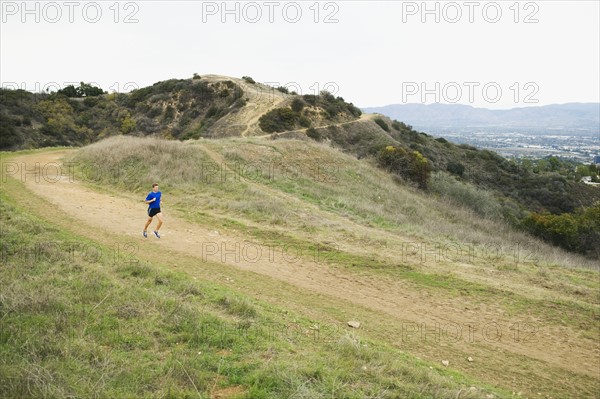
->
xmin=1 ymin=0 xmax=599 ymax=109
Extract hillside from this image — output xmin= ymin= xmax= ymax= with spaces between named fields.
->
xmin=2 ymin=137 xmax=600 ymax=398
xmin=1 ymin=74 xmax=599 ymax=256
xmin=0 ymin=75 xmax=362 ymax=148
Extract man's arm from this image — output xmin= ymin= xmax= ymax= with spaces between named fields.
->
xmin=144 ymin=193 xmax=156 ymax=204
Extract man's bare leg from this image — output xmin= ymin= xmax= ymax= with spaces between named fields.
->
xmin=155 ymin=213 xmax=163 ymax=231
xmin=144 ymin=216 xmax=153 ymax=232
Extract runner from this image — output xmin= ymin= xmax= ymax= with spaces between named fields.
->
xmin=143 ymin=183 xmax=163 ymax=238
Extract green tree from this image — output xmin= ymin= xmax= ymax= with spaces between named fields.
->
xmin=78 ymin=82 xmax=105 ymax=97
xmin=119 ymin=110 xmax=136 ymax=134
xmin=57 ymin=85 xmax=78 ymax=97
xmin=548 ymin=156 xmax=561 ymax=172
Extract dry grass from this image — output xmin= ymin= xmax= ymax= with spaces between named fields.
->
xmin=68 ymin=136 xmax=600 ymax=323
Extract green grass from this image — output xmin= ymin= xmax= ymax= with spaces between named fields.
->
xmin=0 ymin=191 xmax=504 ymax=398
xmin=67 ymin=137 xmax=600 ymax=333
xmin=166 ymin=205 xmax=600 ymax=336
xmin=16 ymin=138 xmax=599 ymax=397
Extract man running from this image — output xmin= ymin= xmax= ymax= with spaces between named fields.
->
xmin=143 ymin=183 xmax=163 ymax=238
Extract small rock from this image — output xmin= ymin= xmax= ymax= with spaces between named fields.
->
xmin=347 ymin=320 xmax=361 ymax=329
xmin=442 ymin=360 xmax=449 ymax=367
xmin=467 ymin=356 xmax=474 ymax=362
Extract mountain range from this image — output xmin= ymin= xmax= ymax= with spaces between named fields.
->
xmin=361 ymin=103 xmax=600 ymax=131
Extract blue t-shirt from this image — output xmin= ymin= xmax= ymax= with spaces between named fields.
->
xmin=146 ymin=191 xmax=161 ymax=209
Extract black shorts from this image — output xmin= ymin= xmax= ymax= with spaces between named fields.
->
xmin=148 ymin=207 xmax=161 ymax=217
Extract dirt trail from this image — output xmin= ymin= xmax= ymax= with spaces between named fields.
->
xmin=8 ymin=149 xmax=600 ymax=393
xmin=202 ymin=75 xmax=289 ymax=137
xmin=255 ymin=112 xmax=376 ymax=139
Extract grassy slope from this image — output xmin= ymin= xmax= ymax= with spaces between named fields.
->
xmin=0 ymin=153 xmax=501 ymax=399
xmin=2 ymin=137 xmax=599 ymax=398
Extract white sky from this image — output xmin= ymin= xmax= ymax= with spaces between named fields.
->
xmin=1 ymin=0 xmax=599 ymax=109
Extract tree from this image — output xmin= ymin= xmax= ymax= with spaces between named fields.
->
xmin=77 ymin=82 xmax=105 ymax=97
xmin=548 ymin=156 xmax=561 ymax=172
xmin=57 ymin=85 xmax=78 ymax=97
xmin=56 ymin=82 xmax=105 ymax=98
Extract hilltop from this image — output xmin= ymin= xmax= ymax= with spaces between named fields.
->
xmin=0 ymin=74 xmax=362 ymax=147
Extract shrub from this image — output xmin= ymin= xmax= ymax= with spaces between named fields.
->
xmin=291 ymin=98 xmax=305 ymax=112
xmin=83 ymin=97 xmax=100 ymax=107
xmin=446 ymin=161 xmax=465 ymax=177
xmin=298 ymin=115 xmax=311 ymax=128
xmin=258 ymin=108 xmax=298 ymax=133
xmin=306 ymin=127 xmax=322 ymax=141
xmin=374 ymin=118 xmax=390 ymax=132
xmin=121 ymin=118 xmax=136 ymax=134
xmin=520 ymin=204 xmax=600 ymax=256
xmin=302 ymin=94 xmax=317 ymax=106
xmin=242 ymin=76 xmax=256 ymax=84
xmin=233 ymin=97 xmax=248 ymax=109
xmin=163 ymin=105 xmax=175 ymax=122
xmin=347 ymin=103 xmax=362 ymax=117
xmin=377 ymin=145 xmax=431 ymax=188
xmin=276 ymin=86 xmax=289 ymax=94
xmin=429 ymin=173 xmax=503 ymax=219
xmin=192 ymin=73 xmax=201 ymax=79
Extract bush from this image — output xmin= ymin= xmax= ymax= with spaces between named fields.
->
xmin=232 ymin=97 xmax=248 ymax=109
xmin=429 ymin=173 xmax=503 ymax=219
xmin=192 ymin=73 xmax=201 ymax=79
xmin=163 ymin=105 xmax=175 ymax=122
xmin=306 ymin=127 xmax=322 ymax=141
xmin=521 ymin=204 xmax=600 ymax=256
xmin=276 ymin=86 xmax=289 ymax=94
xmin=258 ymin=108 xmax=298 ymax=133
xmin=302 ymin=94 xmax=317 ymax=106
xmin=347 ymin=103 xmax=362 ymax=117
xmin=291 ymin=98 xmax=305 ymax=112
xmin=446 ymin=161 xmax=465 ymax=177
xmin=242 ymin=76 xmax=256 ymax=84
xmin=374 ymin=118 xmax=390 ymax=132
xmin=377 ymin=145 xmax=431 ymax=188
xmin=298 ymin=115 xmax=311 ymax=128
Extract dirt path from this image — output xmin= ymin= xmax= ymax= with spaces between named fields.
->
xmin=255 ymin=112 xmax=376 ymax=139
xmin=201 ymin=75 xmax=289 ymax=137
xmin=7 ymin=149 xmax=600 ymax=396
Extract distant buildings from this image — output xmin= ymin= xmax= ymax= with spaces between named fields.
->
xmin=594 ymin=155 xmax=600 ymax=165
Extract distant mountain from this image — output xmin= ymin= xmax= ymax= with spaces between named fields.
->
xmin=361 ymin=103 xmax=600 ymax=130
